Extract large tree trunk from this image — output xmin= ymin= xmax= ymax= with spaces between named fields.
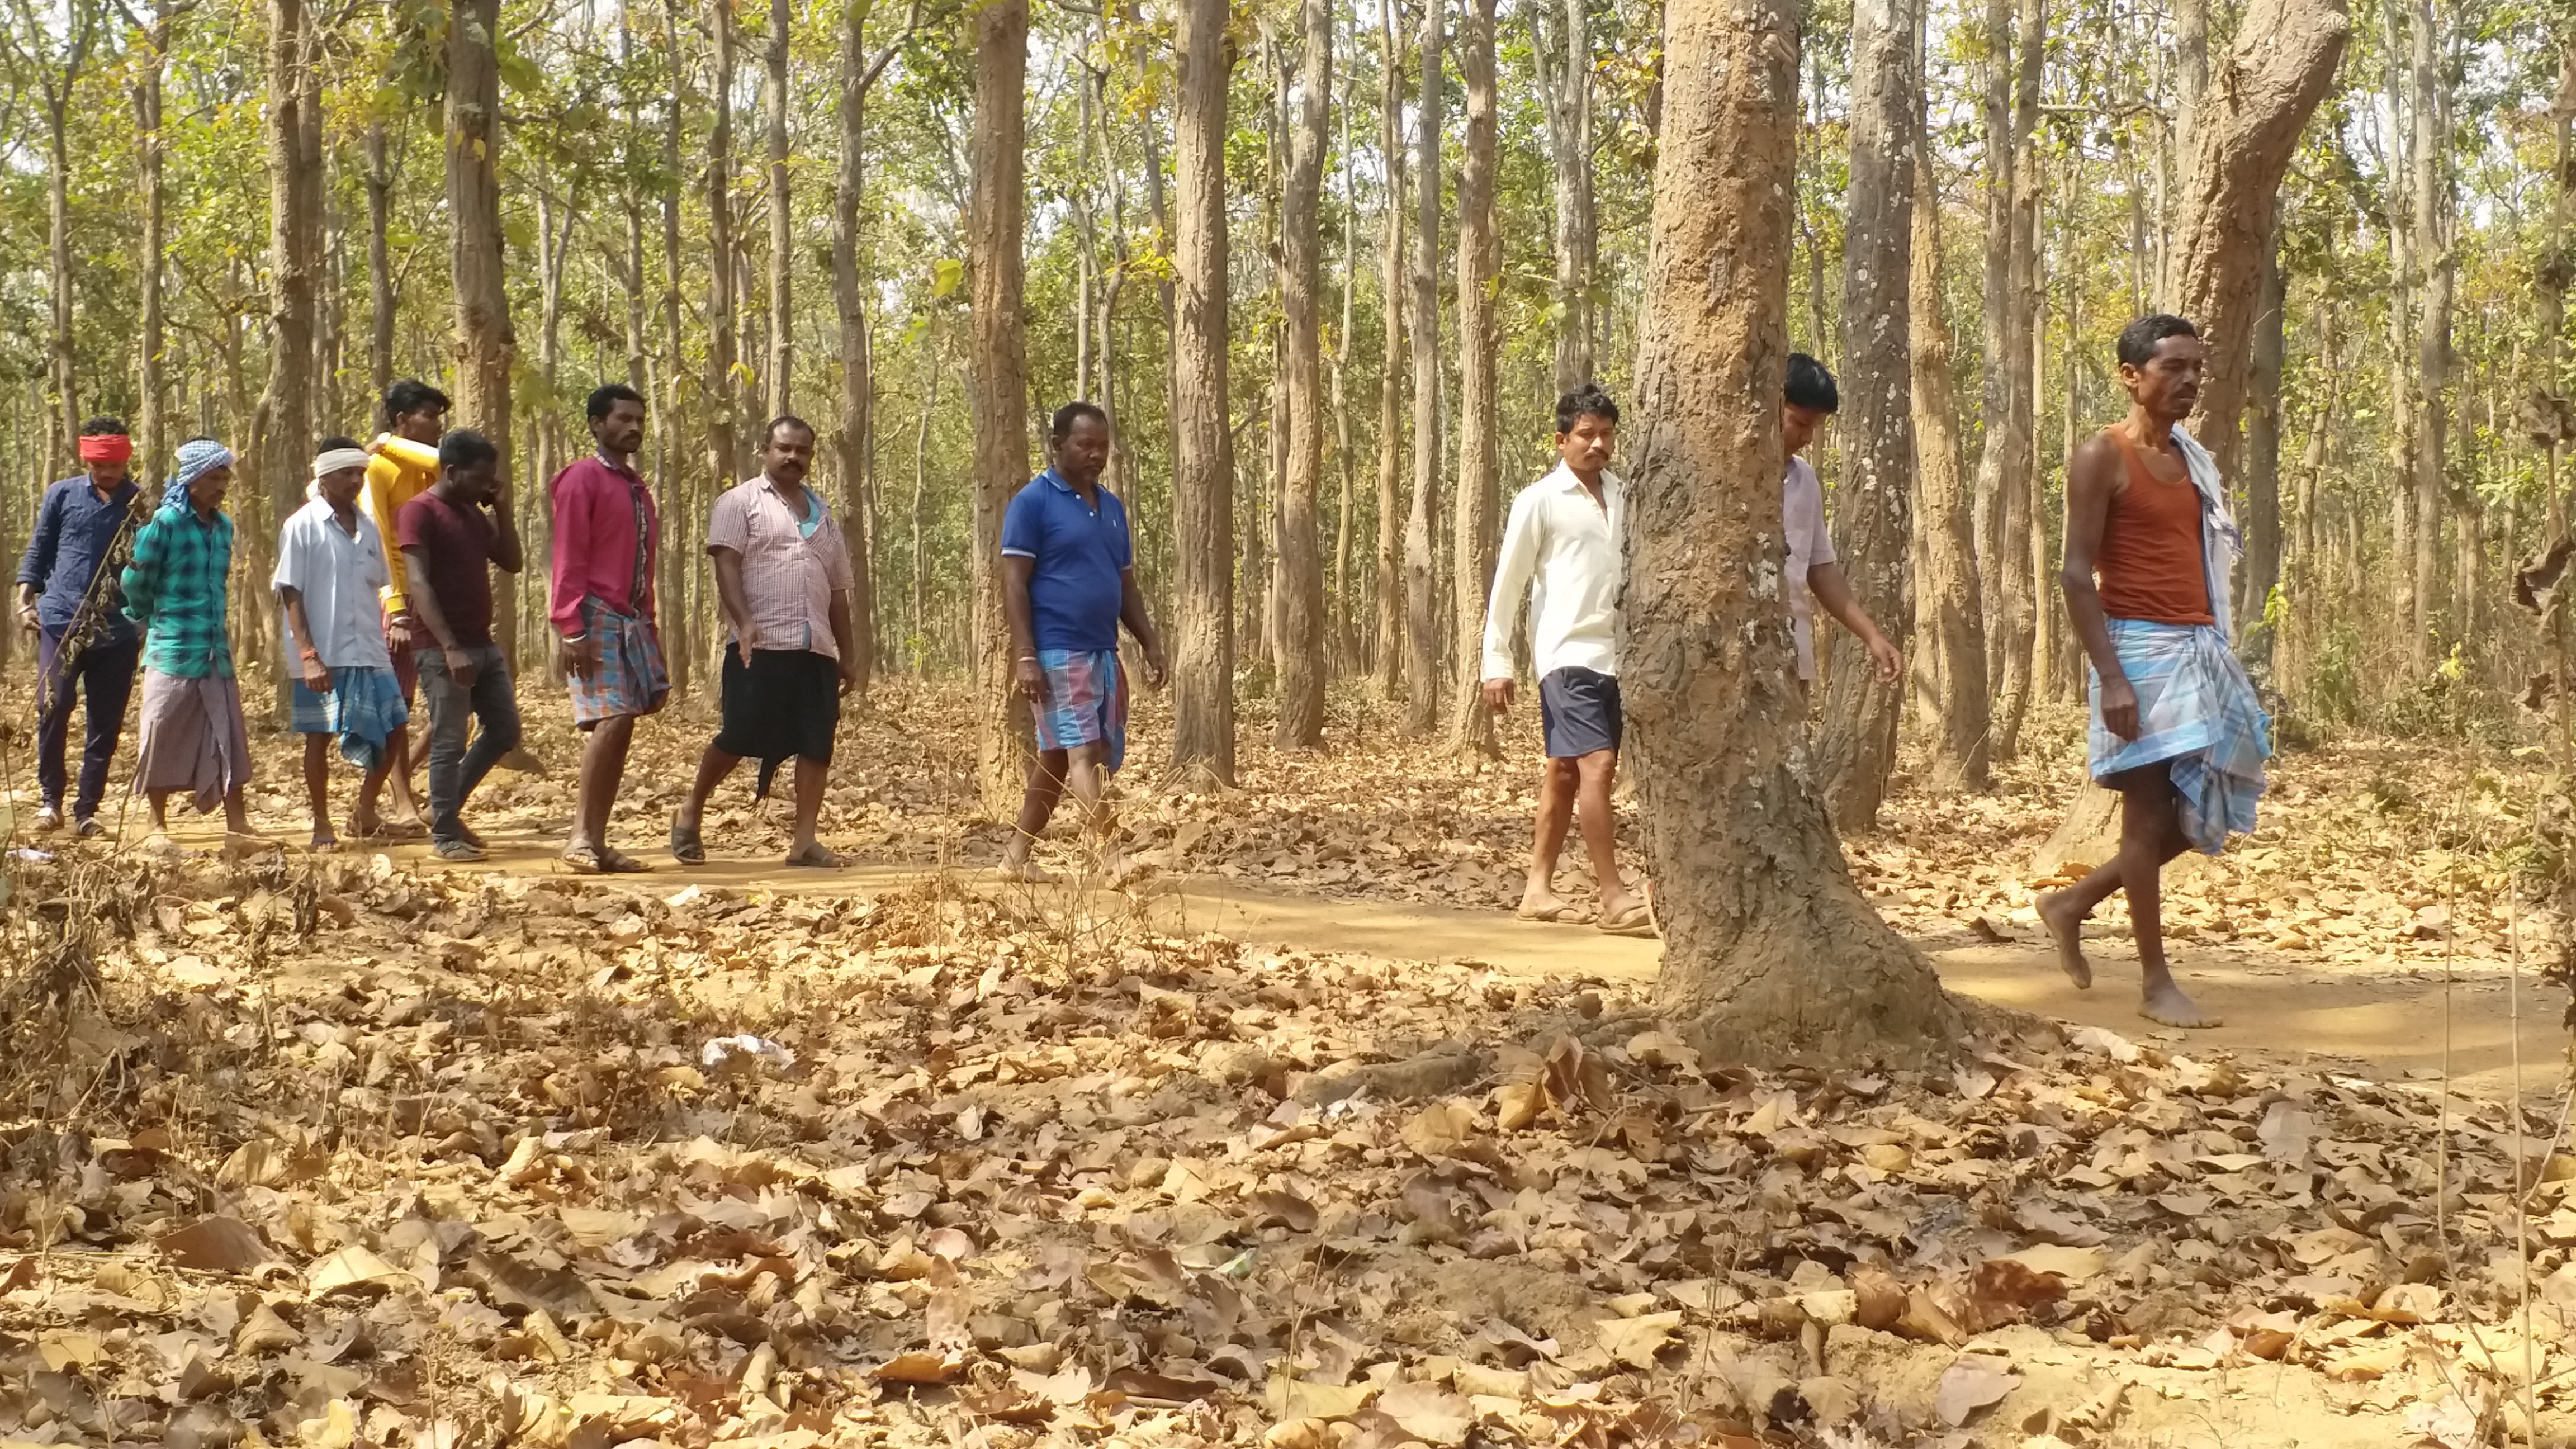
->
xmin=1534 ymin=0 xmax=1595 ymax=393
xmin=1274 ymin=0 xmax=1330 ymax=751
xmin=135 ymin=3 xmax=172 ymax=477
xmin=1816 ymin=0 xmax=1919 ymax=831
xmin=658 ymin=0 xmax=694 ymax=699
xmin=2406 ymin=0 xmax=2448 ymax=671
xmin=1400 ymin=0 xmax=1443 ymax=737
xmin=766 ymin=0 xmax=793 ymax=415
xmin=1446 ymin=0 xmax=1500 ymax=756
xmin=253 ymin=0 xmax=319 ymax=714
xmin=1626 ymin=0 xmax=1962 ymax=1066
xmin=1371 ymin=0 xmax=1407 ymax=698
xmin=448 ymin=0 xmax=515 ymax=671
xmin=968 ymin=0 xmax=1033 ymax=813
xmin=1907 ymin=127 xmax=1990 ymax=792
xmin=1168 ymin=0 xmax=1237 ymax=783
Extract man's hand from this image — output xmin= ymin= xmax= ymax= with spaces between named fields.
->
xmin=560 ymin=634 xmax=601 ymax=679
xmin=1140 ymin=643 xmax=1168 ymax=689
xmin=735 ymin=623 xmax=760 ymax=670
xmin=2097 ymin=674 xmax=2141 ymax=741
xmin=16 ymin=603 xmax=38 ymax=636
xmin=385 ymin=612 xmax=416 ymax=650
xmin=1481 ymin=676 xmax=1515 ymax=713
xmin=1865 ymin=633 xmax=1903 ymax=685
xmin=444 ymin=647 xmax=480 ymax=689
xmin=839 ymin=656 xmax=860 ymax=696
xmin=1013 ymin=655 xmax=1045 ymax=699
xmin=300 ymin=655 xmax=332 ymax=693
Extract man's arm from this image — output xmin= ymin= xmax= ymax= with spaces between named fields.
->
xmin=710 ymin=546 xmax=757 ymax=666
xmin=362 ymin=456 xmax=414 ymax=615
xmin=1117 ymin=568 xmax=1167 ymax=688
xmin=829 ymin=588 xmax=860 ymax=693
xmin=120 ymin=517 xmax=165 ymax=625
xmin=16 ymin=487 xmax=59 ymax=627
xmin=547 ymin=470 xmax=592 ymax=638
xmin=403 ymin=542 xmax=481 ymax=688
xmin=1805 ymin=561 xmax=1902 ymax=683
xmin=489 ymin=484 xmax=525 ymax=573
xmin=1002 ymin=555 xmax=1043 ymax=697
xmin=1479 ymin=488 xmax=1541 ymax=707
xmin=2061 ymin=432 xmax=2136 ymax=738
xmin=278 ymin=584 xmax=329 ymax=690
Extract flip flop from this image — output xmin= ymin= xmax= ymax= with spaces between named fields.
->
xmin=1597 ymin=903 xmax=1658 ymax=938
xmin=783 ymin=842 xmax=844 ymax=869
xmin=670 ymin=813 xmax=707 ymax=866
xmin=1516 ymin=902 xmax=1596 ymax=924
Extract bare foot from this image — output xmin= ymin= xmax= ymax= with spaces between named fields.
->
xmin=997 ymin=859 xmax=1057 ymax=884
xmin=309 ymin=828 xmax=340 ymax=853
xmin=2037 ymin=890 xmax=2094 ymax=990
xmin=2141 ymin=979 xmax=2221 ymax=1029
xmin=1514 ymin=886 xmax=1587 ymax=923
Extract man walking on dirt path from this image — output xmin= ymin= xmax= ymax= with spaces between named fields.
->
xmin=17 ymin=417 xmax=144 ymax=837
xmin=402 ymin=429 xmax=525 ymax=863
xmin=2039 ymin=314 xmax=2270 ymax=1030
xmin=548 ymin=383 xmax=666 ymax=875
xmin=671 ymin=416 xmax=858 ymax=871
xmin=996 ymin=402 xmax=1167 ymax=883
xmin=123 ymin=438 xmax=260 ymax=851
xmin=357 ymin=379 xmax=449 ymax=839
xmin=1779 ymin=354 xmax=1904 ymax=695
xmin=277 ymin=439 xmax=409 ymax=852
xmin=1479 ymin=385 xmax=1652 ymax=937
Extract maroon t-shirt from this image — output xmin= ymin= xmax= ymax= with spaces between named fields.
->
xmin=396 ymin=488 xmax=499 ymax=647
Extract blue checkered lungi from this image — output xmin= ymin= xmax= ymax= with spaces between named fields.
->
xmin=567 ymin=598 xmax=670 ymax=728
xmin=2088 ymin=619 xmax=2270 ymax=855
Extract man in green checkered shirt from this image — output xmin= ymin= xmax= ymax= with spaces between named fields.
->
xmin=122 ymin=438 xmax=258 ymax=848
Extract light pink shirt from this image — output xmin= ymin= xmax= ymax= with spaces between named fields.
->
xmin=1783 ymin=456 xmax=1837 ymax=682
xmin=707 ymin=476 xmax=854 ymax=660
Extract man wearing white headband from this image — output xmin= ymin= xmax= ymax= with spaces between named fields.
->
xmin=274 ymin=437 xmax=411 ymax=851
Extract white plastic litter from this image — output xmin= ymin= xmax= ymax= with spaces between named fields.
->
xmin=701 ymin=1034 xmax=797 ymax=1071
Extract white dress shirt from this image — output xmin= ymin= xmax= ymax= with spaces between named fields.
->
xmin=1482 ymin=463 xmax=1625 ymax=681
xmin=274 ymin=497 xmax=393 ymax=671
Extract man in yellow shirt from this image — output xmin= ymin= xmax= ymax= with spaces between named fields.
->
xmin=357 ymin=380 xmax=446 ymax=837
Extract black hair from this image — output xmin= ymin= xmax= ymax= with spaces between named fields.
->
xmin=2116 ymin=313 xmax=2200 ymax=367
xmin=1554 ymin=385 xmax=1620 ymax=434
xmin=383 ymin=380 xmax=451 ymax=424
xmin=79 ymin=415 xmax=128 ymax=437
xmin=315 ymin=434 xmax=364 ymax=456
xmin=1050 ymin=400 xmax=1109 ymax=443
xmin=586 ymin=382 xmax=647 ymax=422
xmin=1784 ymin=353 xmax=1839 ymax=413
xmin=439 ymin=429 xmax=499 ymax=473
xmin=762 ymin=414 xmax=817 ymax=448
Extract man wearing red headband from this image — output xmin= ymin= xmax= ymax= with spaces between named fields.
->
xmin=15 ymin=417 xmax=145 ymax=836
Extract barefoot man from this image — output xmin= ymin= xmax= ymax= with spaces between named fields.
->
xmin=1479 ymin=385 xmax=1651 ymax=936
xmin=123 ymin=439 xmax=258 ymax=849
xmin=276 ymin=438 xmax=409 ymax=851
xmin=2040 ymin=314 xmax=2270 ymax=1030
xmin=996 ymin=402 xmax=1167 ymax=882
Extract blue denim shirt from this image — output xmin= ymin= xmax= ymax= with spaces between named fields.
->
xmin=16 ymin=475 xmax=142 ymax=644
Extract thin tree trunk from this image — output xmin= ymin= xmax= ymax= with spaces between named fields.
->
xmin=1907 ymin=124 xmax=1989 ymax=792
xmin=1275 ymin=0 xmax=1330 ymax=750
xmin=2240 ymin=202 xmax=2287 ymax=649
xmin=1983 ymin=0 xmax=2043 ymax=759
xmin=2171 ymin=0 xmax=2208 ymax=301
xmin=1169 ymin=0 xmax=1238 ymax=782
xmin=1627 ymin=0 xmax=1961 ymax=1064
xmin=708 ymin=0 xmax=741 ymax=508
xmin=367 ymin=121 xmax=393 ymax=402
xmin=1330 ymin=77 xmax=1358 ymax=675
xmin=135 ymin=2 xmax=171 ymax=477
xmin=766 ymin=0 xmax=793 ymax=414
xmin=1971 ymin=0 xmax=2015 ymax=719
xmin=253 ymin=0 xmax=319 ymax=714
xmin=969 ymin=0 xmax=1033 ymax=811
xmin=2407 ymin=0 xmax=2447 ymax=670
xmin=1401 ymin=0 xmax=1443 ymax=736
xmin=912 ymin=340 xmax=936 ymax=667
xmin=1817 ymin=0 xmax=1919 ymax=830
xmin=448 ymin=0 xmax=515 ymax=672
xmin=658 ymin=0 xmax=694 ymax=699
xmin=1445 ymin=0 xmax=1499 ymax=756
xmin=1533 ymin=0 xmax=1595 ymax=393
xmin=1372 ymin=0 xmax=1408 ymax=698
xmin=836 ymin=0 xmax=910 ymax=704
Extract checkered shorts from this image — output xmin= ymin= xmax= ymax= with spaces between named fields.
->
xmin=567 ymin=599 xmax=670 ymax=727
xmin=1030 ymin=647 xmax=1127 ymax=774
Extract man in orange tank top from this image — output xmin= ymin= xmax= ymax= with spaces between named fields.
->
xmin=2039 ymin=314 xmax=2271 ymax=1030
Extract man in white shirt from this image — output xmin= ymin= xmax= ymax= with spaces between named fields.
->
xmin=276 ymin=438 xmax=409 ymax=851
xmin=1479 ymin=386 xmax=1652 ymax=936
xmin=1781 ymin=354 xmax=1903 ymax=693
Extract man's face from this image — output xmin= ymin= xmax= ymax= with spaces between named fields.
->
xmin=1556 ymin=413 xmax=1615 ymax=475
xmin=1782 ymin=403 xmax=1832 ymax=458
xmin=318 ymin=465 xmax=367 ymax=510
xmin=592 ymin=400 xmax=647 ymax=457
xmin=395 ymin=404 xmax=447 ymax=447
xmin=2122 ymin=333 xmax=2205 ymax=417
xmin=189 ymin=464 xmax=233 ymax=513
xmin=1054 ymin=415 xmax=1111 ymax=485
xmin=764 ymin=426 xmax=815 ymax=487
xmin=448 ymin=460 xmax=498 ymax=506
xmin=84 ymin=457 xmax=127 ymax=491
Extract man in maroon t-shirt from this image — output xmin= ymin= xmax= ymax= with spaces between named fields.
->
xmin=399 ymin=430 xmax=526 ymax=861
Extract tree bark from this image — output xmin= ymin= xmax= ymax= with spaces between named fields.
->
xmin=448 ymin=0 xmax=515 ymax=670
xmin=1330 ymin=82 xmax=1358 ymax=673
xmin=1906 ymin=127 xmax=1990 ymax=792
xmin=766 ymin=0 xmax=793 ymax=415
xmin=2239 ymin=202 xmax=2286 ymax=648
xmin=1446 ymin=0 xmax=1500 ymax=756
xmin=252 ymin=0 xmax=318 ymax=713
xmin=1970 ymin=0 xmax=2015 ymax=744
xmin=1401 ymin=0 xmax=1443 ymax=737
xmin=1169 ymin=0 xmax=1237 ymax=783
xmin=1626 ymin=0 xmax=1962 ymax=1065
xmin=707 ymin=0 xmax=741 ymax=491
xmin=1372 ymin=0 xmax=1407 ymax=698
xmin=659 ymin=0 xmax=694 ymax=699
xmin=2170 ymin=0 xmax=2208 ymax=303
xmin=135 ymin=2 xmax=172 ymax=478
xmin=1816 ymin=0 xmax=1919 ymax=831
xmin=365 ymin=120 xmax=394 ymax=402
xmin=968 ymin=0 xmax=1033 ymax=812
xmin=835 ymin=0 xmax=909 ymax=705
xmin=1275 ymin=0 xmax=1330 ymax=750
xmin=36 ymin=11 xmax=96 ymax=463
xmin=1986 ymin=0 xmax=2043 ymax=759
xmin=2406 ymin=0 xmax=2447 ymax=671
xmin=1533 ymin=0 xmax=1595 ymax=393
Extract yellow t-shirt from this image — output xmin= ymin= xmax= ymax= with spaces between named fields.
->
xmin=362 ymin=434 xmax=442 ymax=614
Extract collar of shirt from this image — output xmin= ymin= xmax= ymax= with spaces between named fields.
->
xmin=1545 ymin=461 xmax=1622 ymax=505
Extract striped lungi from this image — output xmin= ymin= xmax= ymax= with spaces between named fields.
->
xmin=2087 ymin=619 xmax=2271 ymax=855
xmin=566 ymin=598 xmax=670 ymax=728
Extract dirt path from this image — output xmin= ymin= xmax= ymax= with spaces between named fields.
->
xmin=137 ymin=820 xmax=2569 ymax=1101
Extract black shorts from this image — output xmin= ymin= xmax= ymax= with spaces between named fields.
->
xmin=1538 ymin=666 xmax=1622 ymax=759
xmin=716 ymin=648 xmax=841 ymax=785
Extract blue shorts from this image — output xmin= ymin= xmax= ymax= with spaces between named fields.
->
xmin=1538 ymin=667 xmax=1622 ymax=759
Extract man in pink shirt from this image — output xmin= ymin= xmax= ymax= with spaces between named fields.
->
xmin=547 ymin=383 xmax=666 ymax=873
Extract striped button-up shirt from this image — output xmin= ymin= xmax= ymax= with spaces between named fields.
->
xmin=122 ymin=504 xmax=236 ymax=678
xmin=707 ymin=476 xmax=853 ymax=659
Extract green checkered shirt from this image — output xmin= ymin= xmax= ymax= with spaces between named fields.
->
xmin=122 ymin=504 xmax=235 ymax=678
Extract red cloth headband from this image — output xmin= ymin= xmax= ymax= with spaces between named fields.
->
xmin=78 ymin=435 xmax=133 ymax=464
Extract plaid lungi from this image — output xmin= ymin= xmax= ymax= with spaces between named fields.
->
xmin=1030 ymin=647 xmax=1128 ymax=775
xmin=291 ymin=666 xmax=409 ymax=771
xmin=2088 ymin=619 xmax=2271 ymax=855
xmin=132 ymin=668 xmax=254 ymax=813
xmin=567 ymin=598 xmax=670 ymax=728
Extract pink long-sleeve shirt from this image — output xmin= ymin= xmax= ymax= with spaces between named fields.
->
xmin=547 ymin=455 xmax=659 ymax=636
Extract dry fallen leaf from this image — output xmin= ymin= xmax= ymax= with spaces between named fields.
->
xmin=1935 ymin=1358 xmax=2020 ymax=1426
xmin=158 ymin=1216 xmax=277 ymax=1275
xmin=1595 ymin=1310 xmax=1684 ymax=1369
xmin=1376 ymin=1381 xmax=1475 ymax=1445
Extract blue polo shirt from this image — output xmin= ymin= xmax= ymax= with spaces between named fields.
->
xmin=1000 ymin=469 xmax=1132 ymax=652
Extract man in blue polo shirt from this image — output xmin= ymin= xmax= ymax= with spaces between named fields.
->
xmin=996 ymin=401 xmax=1167 ymax=882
